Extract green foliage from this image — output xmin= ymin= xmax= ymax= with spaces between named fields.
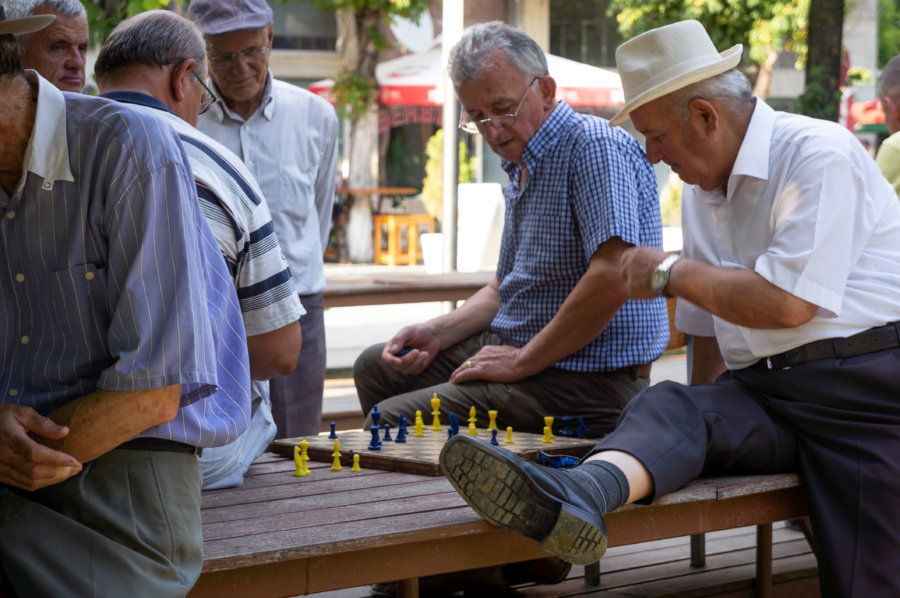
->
xmin=879 ymin=0 xmax=900 ymax=67
xmin=303 ymin=0 xmax=430 ymax=53
xmin=80 ymin=0 xmax=180 ymax=46
xmin=794 ymin=65 xmax=842 ymax=119
xmin=609 ymin=0 xmax=809 ymax=69
xmin=331 ymin=70 xmax=378 ymax=120
xmin=421 ymin=129 xmax=475 ymax=223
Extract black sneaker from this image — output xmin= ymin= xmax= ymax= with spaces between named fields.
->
xmin=439 ymin=435 xmax=608 ymax=565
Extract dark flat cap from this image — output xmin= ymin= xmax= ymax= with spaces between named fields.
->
xmin=187 ymin=0 xmax=273 ymax=36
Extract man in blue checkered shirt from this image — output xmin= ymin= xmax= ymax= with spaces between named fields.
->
xmin=355 ymin=21 xmax=668 ymax=442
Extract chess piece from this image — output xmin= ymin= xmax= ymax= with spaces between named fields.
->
xmin=414 ymin=410 xmax=425 ymax=437
xmin=368 ymin=425 xmax=382 ymax=450
xmin=371 ymin=405 xmax=381 ymax=428
xmin=488 ymin=410 xmax=498 ymax=431
xmin=449 ymin=412 xmax=460 ymax=437
xmin=294 ymin=440 xmax=311 ymax=476
xmin=396 ymin=417 xmax=408 ymax=443
xmin=505 ymin=426 xmax=514 ymax=444
xmin=331 ymin=439 xmax=343 ymax=471
xmin=293 ymin=445 xmax=304 ymax=477
xmin=467 ymin=421 xmax=478 ymax=436
xmin=431 ymin=393 xmax=442 ymax=431
xmin=328 ymin=421 xmax=338 ymax=439
xmin=490 ymin=429 xmax=499 ymax=446
xmin=544 ymin=416 xmax=555 ymax=438
xmin=468 ymin=405 xmax=477 ymax=428
xmin=351 ymin=454 xmax=362 ymax=472
xmin=558 ymin=415 xmax=573 ymax=437
xmin=383 ymin=423 xmax=393 ymax=442
xmin=542 ymin=425 xmax=553 ymax=444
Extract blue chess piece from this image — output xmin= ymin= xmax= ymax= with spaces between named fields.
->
xmin=383 ymin=423 xmax=393 ymax=442
xmin=328 ymin=421 xmax=338 ymax=439
xmin=449 ymin=412 xmax=459 ymax=437
xmin=368 ymin=425 xmax=382 ymax=450
xmin=490 ymin=429 xmax=499 ymax=446
xmin=396 ymin=424 xmax=407 ymax=443
xmin=558 ymin=416 xmax=573 ymax=437
xmin=371 ymin=405 xmax=381 ymax=427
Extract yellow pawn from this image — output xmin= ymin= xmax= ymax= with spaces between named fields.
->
xmin=467 ymin=421 xmax=478 ymax=436
xmin=293 ymin=445 xmax=304 ymax=476
xmin=351 ymin=454 xmax=362 ymax=472
xmin=330 ymin=439 xmax=343 ymax=471
xmin=431 ymin=393 xmax=442 ymax=431
xmin=542 ymin=425 xmax=553 ymax=444
xmin=414 ymin=409 xmax=425 ymax=437
xmin=294 ymin=440 xmax=311 ymax=477
xmin=544 ymin=416 xmax=555 ymax=438
xmin=505 ymin=426 xmax=514 ymax=444
xmin=487 ymin=410 xmax=498 ymax=431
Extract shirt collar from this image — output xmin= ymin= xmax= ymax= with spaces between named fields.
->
xmin=24 ymin=71 xmax=74 ymax=189
xmin=99 ymin=90 xmax=176 ymax=115
xmin=208 ymin=71 xmax=275 ymax=123
xmin=501 ymin=100 xmax=572 ymax=178
xmin=730 ymin=98 xmax=774 ymax=182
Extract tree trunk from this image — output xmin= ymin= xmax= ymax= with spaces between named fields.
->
xmin=345 ymin=109 xmax=378 ymax=263
xmin=752 ymin=46 xmax=779 ymax=100
xmin=804 ymin=0 xmax=845 ymax=121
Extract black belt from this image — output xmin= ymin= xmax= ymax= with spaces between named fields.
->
xmin=763 ymin=321 xmax=900 ymax=369
xmin=618 ymin=363 xmax=652 ymax=380
xmin=119 ymin=438 xmax=201 ymax=455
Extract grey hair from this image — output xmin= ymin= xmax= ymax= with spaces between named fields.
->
xmin=665 ymin=69 xmax=753 ymax=121
xmin=879 ymin=54 xmax=900 ymax=106
xmin=95 ymin=9 xmax=207 ymax=83
xmin=4 ymin=0 xmax=86 ymax=19
xmin=448 ymin=21 xmax=547 ymax=86
xmin=6 ymin=0 xmax=87 ymax=52
xmin=0 ymin=33 xmax=24 ymax=76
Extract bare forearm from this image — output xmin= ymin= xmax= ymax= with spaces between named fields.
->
xmin=41 ymin=385 xmax=182 ymax=463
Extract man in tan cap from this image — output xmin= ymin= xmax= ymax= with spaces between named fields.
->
xmin=440 ymin=19 xmax=900 ymax=597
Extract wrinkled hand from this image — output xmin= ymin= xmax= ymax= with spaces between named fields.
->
xmin=449 ymin=344 xmax=524 ymax=384
xmin=0 ymin=404 xmax=81 ymax=491
xmin=620 ymin=246 xmax=670 ymax=299
xmin=381 ymin=323 xmax=442 ymax=376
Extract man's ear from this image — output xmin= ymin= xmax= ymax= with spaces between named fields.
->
xmin=883 ymin=96 xmax=900 ymax=133
xmin=688 ymin=98 xmax=719 ymax=133
xmin=538 ymin=75 xmax=557 ymax=110
xmin=171 ymin=58 xmax=195 ymax=104
xmin=266 ymin=23 xmax=275 ymax=49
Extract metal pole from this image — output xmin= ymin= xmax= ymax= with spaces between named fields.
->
xmin=440 ymin=0 xmax=464 ymax=273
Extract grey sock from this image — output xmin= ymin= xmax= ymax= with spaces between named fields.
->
xmin=565 ymin=460 xmax=631 ymax=514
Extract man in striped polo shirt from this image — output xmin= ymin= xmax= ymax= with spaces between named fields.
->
xmin=0 ymin=4 xmax=251 ymax=596
xmin=94 ymin=9 xmax=305 ymax=490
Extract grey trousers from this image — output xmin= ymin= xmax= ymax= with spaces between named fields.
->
xmin=353 ymin=330 xmax=649 ymax=437
xmin=0 ymin=448 xmax=203 ymax=598
xmin=269 ymin=292 xmax=326 ymax=438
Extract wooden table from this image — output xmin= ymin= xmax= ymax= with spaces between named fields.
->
xmin=323 ymin=270 xmax=493 ymax=308
xmin=190 ymin=452 xmax=807 ymax=598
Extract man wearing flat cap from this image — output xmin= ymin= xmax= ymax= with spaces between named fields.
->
xmin=188 ymin=0 xmax=339 ymax=440
xmin=440 ymin=20 xmax=900 ymax=597
xmin=0 ymin=2 xmax=251 ymax=595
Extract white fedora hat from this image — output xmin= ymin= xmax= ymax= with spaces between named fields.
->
xmin=609 ymin=20 xmax=742 ymax=126
xmin=0 ymin=1 xmax=55 ymax=36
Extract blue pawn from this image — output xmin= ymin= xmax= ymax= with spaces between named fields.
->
xmin=396 ymin=424 xmax=407 ymax=443
xmin=490 ymin=428 xmax=499 ymax=446
xmin=577 ymin=418 xmax=587 ymax=439
xmin=449 ymin=412 xmax=460 ymax=437
xmin=371 ymin=405 xmax=381 ymax=427
xmin=328 ymin=421 xmax=338 ymax=439
xmin=383 ymin=423 xmax=393 ymax=442
xmin=368 ymin=425 xmax=382 ymax=450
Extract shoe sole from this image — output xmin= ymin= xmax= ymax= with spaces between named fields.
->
xmin=439 ymin=436 xmax=607 ymax=565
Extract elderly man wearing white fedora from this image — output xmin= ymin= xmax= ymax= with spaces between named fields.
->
xmin=440 ymin=19 xmax=900 ymax=597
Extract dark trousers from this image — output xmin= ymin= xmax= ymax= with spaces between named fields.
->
xmin=269 ymin=292 xmax=326 ymax=438
xmin=354 ymin=330 xmax=649 ymax=437
xmin=593 ymin=346 xmax=900 ymax=597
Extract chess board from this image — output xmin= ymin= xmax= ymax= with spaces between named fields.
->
xmin=272 ymin=428 xmax=599 ymax=476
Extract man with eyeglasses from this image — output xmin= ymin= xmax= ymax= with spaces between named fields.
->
xmin=188 ymin=0 xmax=339 ymax=440
xmin=5 ymin=0 xmax=88 ymax=92
xmin=0 ymin=4 xmax=250 ymax=595
xmin=95 ymin=9 xmax=304 ymax=490
xmin=354 ymin=20 xmax=666 ymax=595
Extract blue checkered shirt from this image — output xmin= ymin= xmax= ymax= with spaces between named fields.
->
xmin=493 ymin=101 xmax=668 ymax=371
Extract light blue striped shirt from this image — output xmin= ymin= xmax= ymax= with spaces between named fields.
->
xmin=0 ymin=73 xmax=250 ymax=447
xmin=493 ymin=101 xmax=669 ymax=371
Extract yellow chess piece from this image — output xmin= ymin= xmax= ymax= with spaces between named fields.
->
xmin=293 ymin=445 xmax=304 ymax=476
xmin=487 ymin=410 xmax=498 ymax=431
xmin=505 ymin=426 xmax=514 ymax=444
xmin=468 ymin=405 xmax=477 ymax=427
xmin=542 ymin=425 xmax=553 ymax=444
xmin=414 ymin=409 xmax=425 ymax=437
xmin=467 ymin=421 xmax=478 ymax=436
xmin=351 ymin=454 xmax=362 ymax=472
xmin=544 ymin=416 xmax=555 ymax=438
xmin=431 ymin=393 xmax=442 ymax=431
xmin=294 ymin=440 xmax=311 ymax=477
xmin=330 ymin=439 xmax=343 ymax=471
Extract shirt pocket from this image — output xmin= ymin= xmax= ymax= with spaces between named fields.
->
xmin=275 ymin=162 xmax=317 ymax=224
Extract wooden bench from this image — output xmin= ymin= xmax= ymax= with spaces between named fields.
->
xmin=191 ymin=452 xmax=810 ymax=598
xmin=323 ymin=270 xmax=493 ymax=309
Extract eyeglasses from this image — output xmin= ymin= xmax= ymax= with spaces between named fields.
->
xmin=459 ymin=76 xmax=541 ymax=135
xmin=209 ymin=46 xmax=268 ymax=70
xmin=191 ymin=70 xmax=217 ymax=115
xmin=160 ymin=59 xmax=217 ymax=115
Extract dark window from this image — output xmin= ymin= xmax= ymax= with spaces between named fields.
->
xmin=550 ymin=0 xmax=622 ymax=68
xmin=270 ymin=1 xmax=338 ymax=51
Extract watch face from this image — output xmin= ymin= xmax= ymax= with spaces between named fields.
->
xmin=650 ymin=269 xmax=666 ymax=294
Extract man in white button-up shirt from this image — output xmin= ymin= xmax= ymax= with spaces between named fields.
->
xmin=188 ymin=0 xmax=339 ymax=438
